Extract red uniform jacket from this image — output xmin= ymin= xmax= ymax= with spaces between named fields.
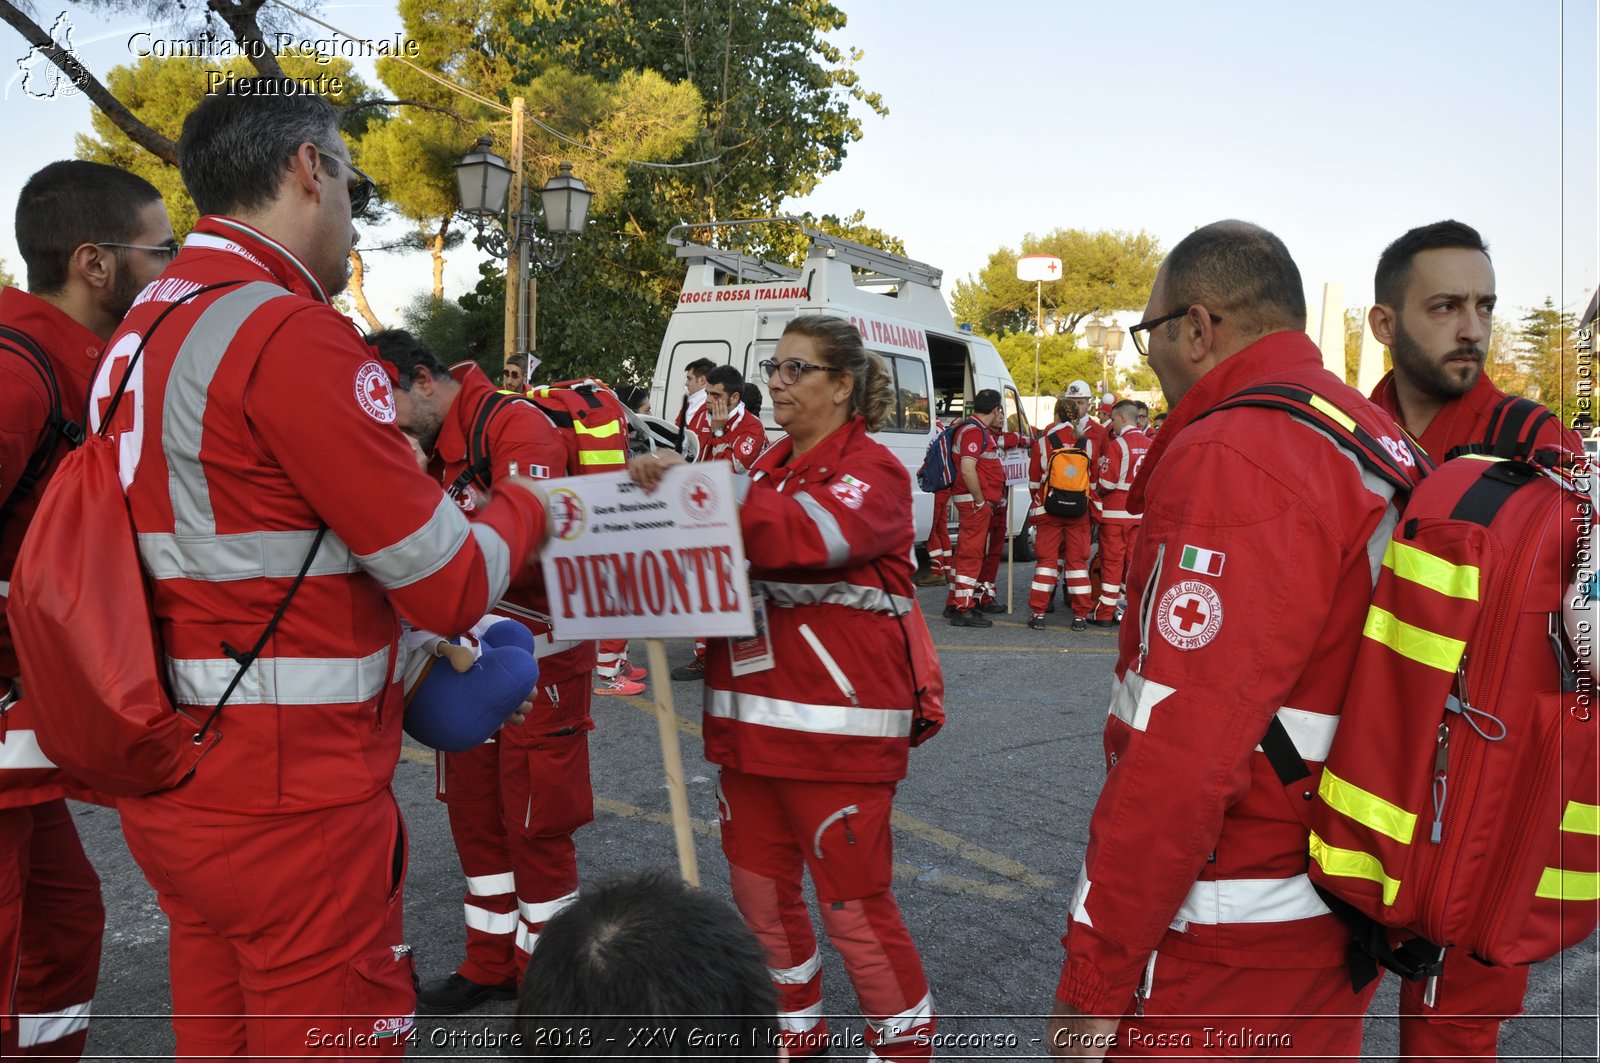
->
xmin=703 ymin=416 xmax=920 ymax=783
xmin=951 ymin=418 xmax=1004 ymax=503
xmin=693 ymin=403 xmax=766 ymax=473
xmin=102 ymin=217 xmax=546 ymax=814
xmin=434 ymin=365 xmax=596 ymax=705
xmin=1370 ymin=369 xmax=1582 ymax=461
xmin=1057 ymin=332 xmax=1423 ymax=1013
xmin=1095 ymin=427 xmax=1151 ymax=524
xmin=0 ymin=287 xmax=105 ymax=807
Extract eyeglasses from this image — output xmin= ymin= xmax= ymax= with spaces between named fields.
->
xmin=97 ymin=240 xmax=181 ymax=261
xmin=760 ymin=358 xmax=843 ymax=386
xmin=322 ymin=148 xmax=377 ymax=217
xmin=1129 ymin=307 xmax=1222 ymax=357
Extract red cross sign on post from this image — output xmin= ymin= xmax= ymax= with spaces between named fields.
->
xmin=1016 ymin=255 xmax=1064 ymax=399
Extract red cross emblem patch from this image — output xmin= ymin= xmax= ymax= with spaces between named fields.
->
xmin=1155 ymin=580 xmax=1223 ymax=650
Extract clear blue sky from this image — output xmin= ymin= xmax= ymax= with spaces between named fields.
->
xmin=2 ymin=0 xmax=1594 ymax=339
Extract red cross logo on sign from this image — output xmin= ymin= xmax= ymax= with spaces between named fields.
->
xmin=680 ymin=473 xmax=717 ymax=519
xmin=1155 ymin=580 xmax=1223 ymax=650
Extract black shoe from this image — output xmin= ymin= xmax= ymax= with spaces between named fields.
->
xmin=1070 ymin=616 xmax=1088 ymax=632
xmin=950 ymin=609 xmax=993 ymax=628
xmin=943 ymin=604 xmax=958 ymax=619
xmin=415 ymin=972 xmax=517 ymax=1014
xmin=1086 ymin=617 xmax=1120 ymax=628
xmin=670 ymin=657 xmax=706 ymax=681
xmin=979 ymin=600 xmax=1007 ymax=614
xmin=1027 ymin=614 xmax=1047 ymax=630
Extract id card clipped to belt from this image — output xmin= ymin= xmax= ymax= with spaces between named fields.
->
xmin=729 ymin=597 xmax=775 ymax=676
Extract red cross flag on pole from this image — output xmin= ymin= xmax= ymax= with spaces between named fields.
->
xmin=1016 ymin=254 xmax=1063 ymax=282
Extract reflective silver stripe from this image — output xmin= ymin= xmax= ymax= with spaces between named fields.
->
xmin=952 ymin=493 xmax=977 ymax=503
xmin=166 ymin=646 xmax=391 ymax=706
xmin=470 ymin=522 xmax=512 ymax=604
xmin=137 ymin=528 xmax=358 ymax=582
xmin=867 ymin=991 xmax=934 ymax=1038
xmin=466 ymin=871 xmax=515 ymax=896
xmin=515 ymin=924 xmax=540 ymax=954
xmin=1064 ymin=569 xmax=1089 ymax=578
xmin=1100 ymin=509 xmax=1140 ymax=520
xmin=519 ymin=891 xmax=579 ymax=925
xmin=706 ymin=687 xmax=911 ymax=739
xmin=1031 ymin=581 xmax=1057 ymax=592
xmin=794 ymin=492 xmax=850 ymax=566
xmin=1070 ymin=859 xmax=1093 ymax=927
xmin=1255 ymin=706 xmax=1340 ymax=763
xmin=463 ymin=906 xmax=517 ymax=935
xmin=769 ymin=951 xmax=822 ymax=985
xmin=355 ymin=495 xmax=471 ymax=591
xmin=164 ymin=283 xmax=298 ymax=536
xmin=778 ymin=1003 xmax=824 ymax=1033
xmin=0 ymin=729 xmax=56 ymax=770
xmin=751 ymin=579 xmax=915 ymax=616
xmin=16 ymin=1001 xmax=91 ymax=1048
xmin=1173 ymin=874 xmax=1332 ymax=926
xmin=1293 ymin=419 xmax=1401 ymax=586
xmin=1107 ymin=670 xmax=1177 ymax=733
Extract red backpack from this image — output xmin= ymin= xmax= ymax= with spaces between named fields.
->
xmin=1302 ymin=447 xmax=1596 ymax=967
xmin=8 ymin=283 xmax=323 ymax=795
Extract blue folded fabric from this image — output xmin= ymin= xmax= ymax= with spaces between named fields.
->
xmin=404 ymin=621 xmax=539 ymax=751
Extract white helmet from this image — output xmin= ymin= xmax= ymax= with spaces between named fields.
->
xmin=1065 ymin=380 xmax=1092 ymax=399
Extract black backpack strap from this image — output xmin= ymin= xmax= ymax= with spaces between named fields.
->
xmin=0 ymin=324 xmax=85 ymax=522
xmin=1483 ymin=395 xmax=1552 ymax=460
xmin=1200 ymin=383 xmax=1429 ymax=494
xmin=1448 ymin=457 xmax=1542 ymax=526
xmin=448 ymin=390 xmax=522 ymax=497
xmin=1257 ymin=721 xmax=1445 ymax=990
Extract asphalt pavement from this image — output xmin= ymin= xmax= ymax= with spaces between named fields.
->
xmin=71 ymin=563 xmax=1598 ymax=1060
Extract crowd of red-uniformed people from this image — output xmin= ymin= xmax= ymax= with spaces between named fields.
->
xmin=0 ymin=78 xmax=1586 ymax=1063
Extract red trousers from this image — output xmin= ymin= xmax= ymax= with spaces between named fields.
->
xmin=1094 ymin=522 xmax=1136 ymax=621
xmin=976 ymin=503 xmax=1008 ymax=603
xmin=717 ymin=768 xmax=935 ymax=1062
xmin=1395 ymin=948 xmax=1529 ymax=1062
xmin=120 ymin=788 xmax=414 ymax=1061
xmin=594 ymin=639 xmax=631 ymax=679
xmin=925 ymin=489 xmax=953 ymax=573
xmin=946 ymin=499 xmax=991 ymax=610
xmin=0 ymin=800 xmax=102 ymax=1059
xmin=1107 ymin=950 xmax=1378 ymax=1059
xmin=1029 ymin=516 xmax=1091 ymax=617
xmin=435 ymin=672 xmax=594 ymax=983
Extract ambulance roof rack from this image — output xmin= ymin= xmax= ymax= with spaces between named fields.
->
xmin=667 ymin=216 xmax=944 ymax=291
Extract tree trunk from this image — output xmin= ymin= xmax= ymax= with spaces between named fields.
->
xmin=0 ymin=1 xmax=177 ymax=164
xmin=431 ymin=220 xmax=448 ymax=303
xmin=347 ymin=250 xmax=383 ymax=331
xmin=208 ymin=0 xmax=284 ymax=79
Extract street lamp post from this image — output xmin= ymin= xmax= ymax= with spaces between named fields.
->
xmin=1083 ymin=316 xmax=1126 ymax=401
xmin=454 ymin=98 xmax=593 ymax=365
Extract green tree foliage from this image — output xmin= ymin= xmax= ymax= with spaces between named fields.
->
xmin=431 ymin=0 xmax=897 ymax=382
xmin=0 ymin=258 xmax=14 ymax=288
xmin=993 ymin=333 xmax=1104 ymax=399
xmin=74 ymin=52 xmax=370 ymax=236
xmin=951 ymin=229 xmax=1164 ymax=339
xmin=1517 ymin=298 xmax=1585 ymax=424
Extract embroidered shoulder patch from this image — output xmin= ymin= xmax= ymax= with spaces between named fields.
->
xmin=354 ymin=360 xmax=396 ymax=424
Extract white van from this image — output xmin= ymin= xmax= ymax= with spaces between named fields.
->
xmin=650 ymin=219 xmax=1033 ymax=551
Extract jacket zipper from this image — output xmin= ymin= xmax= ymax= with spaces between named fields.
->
xmin=1134 ymin=950 xmax=1158 ymax=1016
xmin=813 ymin=804 xmax=860 ymax=858
xmin=1135 ymin=543 xmax=1166 ymax=674
xmin=798 ymin=623 xmax=859 ymax=706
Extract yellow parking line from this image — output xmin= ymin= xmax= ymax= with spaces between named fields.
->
xmin=889 ymin=811 xmax=1055 ymax=890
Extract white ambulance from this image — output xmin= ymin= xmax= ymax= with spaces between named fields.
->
xmin=650 ymin=219 xmax=1034 ymax=553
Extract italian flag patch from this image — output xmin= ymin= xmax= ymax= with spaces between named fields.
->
xmin=1179 ymin=544 xmax=1225 ymax=576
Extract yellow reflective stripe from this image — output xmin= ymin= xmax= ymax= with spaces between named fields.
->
xmin=1382 ymin=540 xmax=1481 ymax=601
xmin=1308 ymin=395 xmax=1357 ymax=432
xmin=1309 ymin=831 xmax=1401 ymax=906
xmin=1560 ymin=801 xmax=1600 ymax=835
xmin=1534 ymin=867 xmax=1600 ymax=901
xmin=576 ymin=450 xmax=626 ymax=465
xmin=1460 ymin=454 xmax=1504 ymax=464
xmin=573 ymin=419 xmax=622 ymax=439
xmin=1319 ymin=767 xmax=1417 ymax=844
xmin=1363 ymin=607 xmax=1466 ymax=673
